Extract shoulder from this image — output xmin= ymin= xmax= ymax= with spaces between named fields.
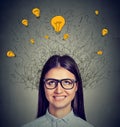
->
xmin=22 ymin=115 xmax=48 ymax=127
xmin=63 ymin=110 xmax=94 ymax=127
xmin=69 ymin=115 xmax=94 ymax=127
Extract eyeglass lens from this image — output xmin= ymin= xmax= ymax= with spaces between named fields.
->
xmin=44 ymin=79 xmax=76 ymax=89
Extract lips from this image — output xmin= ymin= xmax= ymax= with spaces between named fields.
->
xmin=53 ymin=96 xmax=66 ymax=101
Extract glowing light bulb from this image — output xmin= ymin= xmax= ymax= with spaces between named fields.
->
xmin=97 ymin=50 xmax=103 ymax=55
xmin=30 ymin=38 xmax=35 ymax=44
xmin=7 ymin=50 xmax=16 ymax=57
xmin=63 ymin=33 xmax=69 ymax=40
xmin=95 ymin=10 xmax=99 ymax=15
xmin=101 ymin=28 xmax=108 ymax=36
xmin=32 ymin=8 xmax=40 ymax=18
xmin=50 ymin=16 xmax=65 ymax=33
xmin=44 ymin=35 xmax=49 ymax=39
xmin=21 ymin=19 xmax=28 ymax=26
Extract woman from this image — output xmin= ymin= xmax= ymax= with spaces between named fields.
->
xmin=22 ymin=54 xmax=94 ymax=127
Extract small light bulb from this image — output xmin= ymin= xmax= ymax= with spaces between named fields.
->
xmin=101 ymin=28 xmax=108 ymax=36
xmin=32 ymin=8 xmax=40 ymax=18
xmin=21 ymin=19 xmax=28 ymax=26
xmin=97 ymin=50 xmax=103 ymax=55
xmin=44 ymin=35 xmax=49 ymax=39
xmin=63 ymin=33 xmax=69 ymax=40
xmin=30 ymin=38 xmax=35 ymax=44
xmin=95 ymin=10 xmax=99 ymax=15
xmin=7 ymin=50 xmax=16 ymax=57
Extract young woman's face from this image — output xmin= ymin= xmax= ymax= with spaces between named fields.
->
xmin=44 ymin=67 xmax=78 ymax=111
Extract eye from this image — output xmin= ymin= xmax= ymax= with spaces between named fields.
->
xmin=62 ymin=80 xmax=72 ymax=85
xmin=47 ymin=80 xmax=56 ymax=86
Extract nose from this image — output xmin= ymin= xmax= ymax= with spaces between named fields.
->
xmin=54 ymin=82 xmax=63 ymax=94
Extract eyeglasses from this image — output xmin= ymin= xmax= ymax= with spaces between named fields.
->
xmin=44 ymin=78 xmax=77 ymax=90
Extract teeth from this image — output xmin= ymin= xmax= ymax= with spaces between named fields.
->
xmin=54 ymin=96 xmax=65 ymax=100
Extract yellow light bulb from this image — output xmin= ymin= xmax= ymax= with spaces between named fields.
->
xmin=95 ymin=10 xmax=99 ymax=15
xmin=32 ymin=8 xmax=40 ymax=18
xmin=97 ymin=50 xmax=103 ymax=55
xmin=50 ymin=16 xmax=65 ymax=33
xmin=44 ymin=35 xmax=49 ymax=39
xmin=30 ymin=38 xmax=35 ymax=44
xmin=101 ymin=28 xmax=108 ymax=36
xmin=21 ymin=19 xmax=28 ymax=26
xmin=63 ymin=33 xmax=69 ymax=40
xmin=7 ymin=50 xmax=16 ymax=57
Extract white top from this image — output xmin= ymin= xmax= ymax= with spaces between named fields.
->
xmin=22 ymin=110 xmax=94 ymax=127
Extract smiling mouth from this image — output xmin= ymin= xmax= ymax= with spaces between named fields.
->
xmin=53 ymin=96 xmax=66 ymax=101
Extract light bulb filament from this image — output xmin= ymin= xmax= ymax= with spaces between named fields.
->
xmin=55 ymin=22 xmax=62 ymax=32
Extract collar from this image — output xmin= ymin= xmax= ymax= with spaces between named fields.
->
xmin=45 ymin=109 xmax=75 ymax=123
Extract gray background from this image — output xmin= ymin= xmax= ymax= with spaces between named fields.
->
xmin=0 ymin=0 xmax=120 ymax=127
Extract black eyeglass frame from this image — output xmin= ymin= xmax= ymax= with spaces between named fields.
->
xmin=44 ymin=78 xmax=77 ymax=90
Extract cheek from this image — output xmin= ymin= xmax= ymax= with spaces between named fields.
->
xmin=44 ymin=88 xmax=53 ymax=99
xmin=67 ymin=87 xmax=77 ymax=97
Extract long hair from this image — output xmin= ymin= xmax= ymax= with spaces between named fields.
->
xmin=37 ymin=54 xmax=86 ymax=120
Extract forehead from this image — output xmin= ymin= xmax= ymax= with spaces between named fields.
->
xmin=45 ymin=67 xmax=75 ymax=79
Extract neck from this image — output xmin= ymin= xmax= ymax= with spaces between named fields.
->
xmin=48 ymin=105 xmax=72 ymax=118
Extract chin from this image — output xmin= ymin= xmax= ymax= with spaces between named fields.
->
xmin=51 ymin=103 xmax=71 ymax=110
